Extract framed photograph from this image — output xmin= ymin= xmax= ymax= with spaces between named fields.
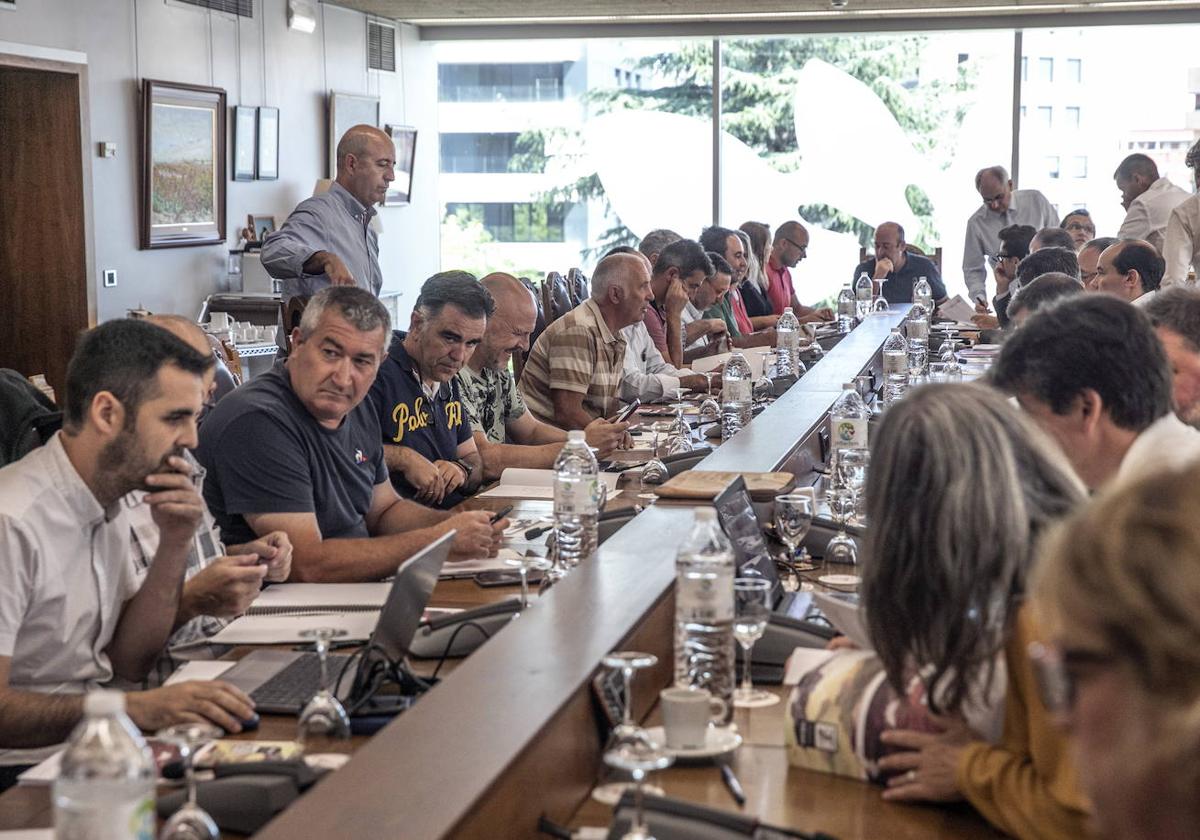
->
xmin=232 ymin=105 xmax=256 ymax=181
xmin=328 ymin=91 xmax=379 ymax=178
xmin=384 ymin=125 xmax=417 ymax=207
xmin=256 ymin=106 xmax=279 ymax=180
xmin=247 ymin=214 xmax=276 ymax=243
xmin=140 ymin=79 xmax=226 ymax=249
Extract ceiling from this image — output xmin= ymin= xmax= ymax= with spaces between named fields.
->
xmin=332 ymin=0 xmax=1200 ymax=27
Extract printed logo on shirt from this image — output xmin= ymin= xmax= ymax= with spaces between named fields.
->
xmin=355 ymin=448 xmax=367 ymax=465
xmin=446 ymin=400 xmax=463 ymax=431
xmin=391 ymin=397 xmax=432 ymax=443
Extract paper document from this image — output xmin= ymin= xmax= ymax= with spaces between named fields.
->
xmin=478 ymin=468 xmax=622 ymax=500
xmin=17 ymin=752 xmax=62 ymax=787
xmin=691 ymin=349 xmax=768 ymax=379
xmin=165 ymin=660 xmax=235 ymax=685
xmin=937 ymin=294 xmax=980 ymax=326
xmin=209 ymin=611 xmax=380 ymax=645
xmin=812 ymin=591 xmax=873 ymax=650
xmin=439 ymin=548 xmax=525 ymax=578
xmin=245 ymin=582 xmax=391 ymax=615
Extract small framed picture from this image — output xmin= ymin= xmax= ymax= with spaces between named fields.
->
xmin=256 ymin=106 xmax=279 ymax=181
xmin=247 ymin=214 xmax=276 ymax=242
xmin=232 ymin=106 xmax=256 ymax=181
xmin=384 ymin=125 xmax=417 ymax=207
xmin=328 ymin=91 xmax=379 ymax=178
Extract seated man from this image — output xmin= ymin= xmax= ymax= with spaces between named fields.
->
xmin=1092 ymin=238 xmax=1165 ymax=308
xmin=852 ymin=221 xmax=947 ymax=306
xmin=1059 ymin=209 xmax=1095 ymax=250
xmin=636 ymin=228 xmax=682 ymax=268
xmin=1114 ymin=153 xmax=1190 ymax=252
xmin=994 ymin=245 xmax=1079 ymax=327
xmin=1079 ymin=236 xmax=1119 ymax=289
xmin=0 ymin=320 xmax=259 ymax=785
xmin=1030 ymin=226 xmax=1077 ymax=252
xmin=642 ymin=239 xmax=714 ymax=368
xmin=700 ymin=226 xmax=777 ymax=332
xmin=460 ymin=273 xmax=630 ymax=481
xmin=765 ymin=221 xmax=834 ymax=321
xmin=196 ymin=286 xmax=502 ymax=583
xmin=991 ymin=294 xmax=1200 ymax=490
xmin=1145 ymin=287 xmax=1200 ymax=428
xmin=520 ymin=253 xmax=653 ymax=430
xmin=682 ymin=255 xmax=734 ymax=357
xmin=367 ymin=272 xmax=488 ymax=509
xmin=1006 ymin=272 xmax=1085 ymax=327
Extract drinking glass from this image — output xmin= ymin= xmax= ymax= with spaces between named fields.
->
xmin=595 ymin=652 xmax=660 ymax=805
xmin=297 ymin=627 xmax=351 ymax=753
xmin=604 ymin=737 xmax=673 ymax=840
xmin=835 ymin=448 xmax=869 ymax=518
xmin=824 ymin=489 xmax=859 ymax=565
xmin=669 ymin=386 xmax=689 ymax=416
xmin=697 ymin=397 xmax=720 ymax=425
xmin=871 ymin=296 xmax=890 ymax=313
xmin=505 ymin=552 xmax=553 ymax=609
xmin=156 ymin=723 xmax=222 ymax=840
xmin=733 ymin=578 xmax=777 ymax=708
xmin=773 ymin=493 xmax=815 ymax=574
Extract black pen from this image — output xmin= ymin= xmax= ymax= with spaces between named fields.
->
xmin=720 ymin=763 xmax=746 ymax=806
xmin=490 ymin=504 xmax=514 ymax=524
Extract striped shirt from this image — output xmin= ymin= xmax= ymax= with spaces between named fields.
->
xmin=519 ymin=298 xmax=627 ymax=425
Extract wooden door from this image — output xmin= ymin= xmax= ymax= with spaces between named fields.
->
xmin=0 ymin=65 xmax=90 ymax=400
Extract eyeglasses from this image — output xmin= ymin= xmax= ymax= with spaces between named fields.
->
xmin=1064 ymin=222 xmax=1096 ymax=234
xmin=1028 ymin=641 xmax=1112 ymax=714
xmin=781 ymin=237 xmax=808 ymax=254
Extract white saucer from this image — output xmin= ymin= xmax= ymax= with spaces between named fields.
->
xmin=818 ymin=574 xmax=861 ymax=588
xmin=591 ymin=781 xmax=665 ymax=806
xmin=643 ymin=725 xmax=742 ymax=759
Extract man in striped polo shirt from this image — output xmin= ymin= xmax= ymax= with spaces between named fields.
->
xmin=519 ymin=253 xmax=653 ymax=430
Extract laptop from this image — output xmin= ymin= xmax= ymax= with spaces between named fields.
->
xmin=218 ymin=530 xmax=452 ymax=714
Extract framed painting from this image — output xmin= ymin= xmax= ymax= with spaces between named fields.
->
xmin=140 ymin=79 xmax=226 ymax=249
xmin=328 ymin=91 xmax=379 ymax=178
xmin=256 ymin=106 xmax=279 ymax=180
xmin=384 ymin=125 xmax=417 ymax=207
xmin=232 ymin=105 xmax=256 ymax=181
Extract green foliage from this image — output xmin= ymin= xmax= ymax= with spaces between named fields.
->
xmin=151 ymin=161 xmax=214 ymax=225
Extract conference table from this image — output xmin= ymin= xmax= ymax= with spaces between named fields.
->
xmin=0 ymin=307 xmax=1001 ymax=839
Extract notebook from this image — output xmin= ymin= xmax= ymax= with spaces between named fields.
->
xmin=477 ymin=467 xmax=622 ymax=500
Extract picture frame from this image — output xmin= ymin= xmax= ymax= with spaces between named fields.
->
xmin=247 ymin=214 xmax=276 ymax=243
xmin=256 ymin=106 xmax=279 ymax=180
xmin=327 ymin=91 xmax=379 ymax=178
xmin=232 ymin=105 xmax=256 ymax=181
xmin=384 ymin=125 xmax=417 ymax=207
xmin=140 ymin=79 xmax=226 ymax=249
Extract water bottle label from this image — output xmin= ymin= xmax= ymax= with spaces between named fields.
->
xmin=883 ymin=351 xmax=908 ymax=375
xmin=830 ymin=416 xmax=868 ymax=449
xmin=723 ymin=380 xmax=751 ymax=403
xmin=677 ymin=574 xmax=734 ymax=622
xmin=554 ymin=477 xmax=600 ymax=513
xmin=907 ymin=320 xmax=929 ymax=339
xmin=55 ymin=793 xmax=155 ymax=840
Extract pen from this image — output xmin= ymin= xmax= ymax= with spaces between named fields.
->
xmin=720 ymin=763 xmax=745 ymax=806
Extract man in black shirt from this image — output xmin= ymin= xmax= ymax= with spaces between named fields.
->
xmin=853 ymin=222 xmax=948 ymax=306
xmin=196 ymin=286 xmax=502 ymax=582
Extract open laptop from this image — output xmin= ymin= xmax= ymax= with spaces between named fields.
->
xmin=218 ymin=530 xmax=452 ymax=714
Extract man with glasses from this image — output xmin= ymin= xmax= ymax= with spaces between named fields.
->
xmin=1060 ymin=209 xmax=1095 ymax=250
xmin=963 ymin=166 xmax=1058 ymax=303
xmin=765 ymin=221 xmax=833 ymax=321
xmin=1162 ymin=140 xmax=1200 ymax=288
xmin=852 ymin=221 xmax=947 ymax=306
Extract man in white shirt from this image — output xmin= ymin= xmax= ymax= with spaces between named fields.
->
xmin=1113 ymin=154 xmax=1191 ymax=253
xmin=962 ymin=166 xmax=1059 ymax=302
xmin=1144 ymin=288 xmax=1200 ymax=428
xmin=1161 ymin=141 xmax=1200 ymax=288
xmin=991 ymin=294 xmax=1200 ymax=491
xmin=1092 ymin=239 xmax=1165 ymax=308
xmin=0 ymin=320 xmax=256 ymax=782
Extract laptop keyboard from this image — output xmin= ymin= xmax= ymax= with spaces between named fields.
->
xmin=250 ymin=653 xmax=325 ymax=711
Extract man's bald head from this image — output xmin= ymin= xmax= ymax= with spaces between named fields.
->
xmin=335 ymin=125 xmax=396 ymax=208
xmin=336 ymin=125 xmax=392 ymax=168
xmin=145 ymin=314 xmax=216 ymax=399
xmin=771 ymin=221 xmax=810 ymax=269
xmin=773 ymin=221 xmax=806 ymax=245
xmin=473 ymin=273 xmax=537 ymax=372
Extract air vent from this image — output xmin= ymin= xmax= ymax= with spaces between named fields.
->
xmin=368 ymin=20 xmax=396 ymax=73
xmin=175 ymin=0 xmax=253 ymax=17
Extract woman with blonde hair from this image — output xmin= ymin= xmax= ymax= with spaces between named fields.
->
xmin=738 ymin=221 xmax=775 ymax=320
xmin=861 ymin=383 xmax=1092 ymax=839
xmin=1033 ymin=464 xmax=1200 ymax=840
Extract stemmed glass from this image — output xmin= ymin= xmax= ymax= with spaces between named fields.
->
xmin=824 ymin=488 xmax=859 ymax=564
xmin=835 ymin=448 xmax=869 ymax=520
xmin=871 ymin=296 xmax=891 ymax=314
xmin=595 ymin=651 xmax=661 ymax=806
xmin=773 ymin=492 xmax=815 ymax=575
xmin=297 ymin=627 xmax=351 ymax=753
xmin=604 ymin=737 xmax=673 ymax=840
xmin=506 ymin=552 xmax=553 ymax=610
xmin=733 ymin=578 xmax=778 ymax=708
xmin=156 ymin=723 xmax=222 ymax=840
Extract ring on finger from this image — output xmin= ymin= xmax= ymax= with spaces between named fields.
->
xmin=905 ymin=769 xmax=917 ymax=783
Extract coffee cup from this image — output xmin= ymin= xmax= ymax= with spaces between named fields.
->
xmin=659 ymin=686 xmax=727 ymax=750
xmin=209 ymin=311 xmax=232 ymax=331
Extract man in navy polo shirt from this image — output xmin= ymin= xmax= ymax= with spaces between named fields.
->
xmin=368 ymin=272 xmax=490 ymax=509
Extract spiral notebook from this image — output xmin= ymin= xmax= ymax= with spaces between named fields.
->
xmin=243 ymin=583 xmax=392 ymax=615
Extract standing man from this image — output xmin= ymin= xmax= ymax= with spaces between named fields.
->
xmin=853 ymin=222 xmax=948 ymax=306
xmin=367 ymin=272 xmax=489 ymax=509
xmin=262 ymin=125 xmax=394 ymax=309
xmin=1113 ymin=154 xmax=1190 ymax=252
xmin=1162 ymin=141 xmax=1200 ymax=288
xmin=963 ymin=166 xmax=1058 ymax=303
xmin=765 ymin=222 xmax=834 ymax=321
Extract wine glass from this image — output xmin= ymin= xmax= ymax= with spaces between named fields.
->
xmin=871 ymin=296 xmax=890 ymax=313
xmin=733 ymin=578 xmax=778 ymax=708
xmin=156 ymin=723 xmax=222 ymax=840
xmin=835 ymin=448 xmax=869 ymax=519
xmin=595 ymin=652 xmax=660 ymax=805
xmin=697 ymin=396 xmax=720 ymax=425
xmin=669 ymin=386 xmax=689 ymax=416
xmin=297 ymin=627 xmax=351 ymax=753
xmin=773 ymin=492 xmax=815 ymax=575
xmin=604 ymin=737 xmax=673 ymax=840
xmin=824 ymin=488 xmax=859 ymax=565
xmin=506 ymin=552 xmax=553 ymax=610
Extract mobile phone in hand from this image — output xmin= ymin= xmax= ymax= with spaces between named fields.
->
xmin=613 ymin=399 xmax=641 ymax=424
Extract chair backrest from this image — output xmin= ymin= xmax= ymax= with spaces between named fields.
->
xmin=0 ymin=369 xmax=61 ymax=468
xmin=542 ymin=272 xmax=574 ymax=324
xmin=566 ymin=268 xmax=589 ymax=307
xmin=281 ymin=295 xmax=311 ymax=354
xmin=516 ymin=277 xmax=545 ymax=382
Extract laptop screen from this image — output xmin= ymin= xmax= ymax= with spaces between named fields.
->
xmin=372 ymin=530 xmax=453 ymax=661
xmin=713 ymin=476 xmax=783 ymax=606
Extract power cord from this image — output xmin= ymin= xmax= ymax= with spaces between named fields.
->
xmin=430 ymin=620 xmax=492 ymax=680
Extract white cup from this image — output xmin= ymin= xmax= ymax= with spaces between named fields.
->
xmin=659 ymin=686 xmax=727 ymax=750
xmin=209 ymin=311 xmax=232 ymax=331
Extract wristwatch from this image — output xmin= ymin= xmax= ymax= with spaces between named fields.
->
xmin=452 ymin=458 xmax=474 ymax=481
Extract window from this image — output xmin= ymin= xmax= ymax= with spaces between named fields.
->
xmin=1065 ymin=106 xmax=1081 ymax=130
xmin=1046 ymin=155 xmax=1060 ymax=179
xmin=1037 ymin=106 xmax=1053 ymax=129
xmin=438 ymin=62 xmax=571 ymax=102
xmin=1039 ymin=57 xmax=1054 ymax=82
xmin=1072 ymin=156 xmax=1088 ymax=178
xmin=1067 ymin=58 xmax=1082 ymax=82
xmin=444 ymin=202 xmax=569 ymax=242
xmin=438 ymin=133 xmax=543 ymax=173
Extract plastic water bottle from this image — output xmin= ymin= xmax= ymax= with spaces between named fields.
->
xmin=720 ymin=352 xmax=753 ymax=441
xmin=674 ymin=508 xmax=735 ymax=725
xmin=914 ymin=276 xmax=934 ymax=312
xmin=829 ymin=381 xmax=870 ymax=464
xmin=552 ymin=430 xmax=601 ymax=571
xmin=775 ymin=307 xmax=801 ymax=376
xmin=836 ymin=285 xmax=856 ymax=333
xmin=53 ymin=691 xmax=156 ymax=840
xmin=854 ymin=272 xmax=874 ymax=321
xmin=906 ymin=305 xmax=930 ymax=378
xmin=882 ymin=327 xmax=909 ymax=408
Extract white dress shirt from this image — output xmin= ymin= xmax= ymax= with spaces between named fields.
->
xmin=1132 ymin=289 xmax=1157 ymax=308
xmin=1162 ymin=193 xmax=1200 ymax=288
xmin=1117 ymin=176 xmax=1191 ymax=253
xmin=1115 ymin=412 xmax=1200 ymax=489
xmin=962 ymin=189 xmax=1059 ymax=301
xmin=619 ymin=322 xmax=684 ymax=402
xmin=680 ymin=302 xmax=708 ymax=351
xmin=0 ymin=433 xmax=141 ymax=765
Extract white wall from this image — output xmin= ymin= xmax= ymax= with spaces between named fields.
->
xmin=0 ymin=0 xmax=437 ymax=323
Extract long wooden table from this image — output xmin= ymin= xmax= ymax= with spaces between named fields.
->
xmin=0 ymin=308 xmax=1000 ymax=839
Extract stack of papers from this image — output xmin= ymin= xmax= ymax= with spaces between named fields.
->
xmin=478 ymin=468 xmax=622 ymax=501
xmin=936 ymin=295 xmax=982 ymax=328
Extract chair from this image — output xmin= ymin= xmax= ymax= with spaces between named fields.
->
xmin=281 ymin=296 xmax=310 ymax=355
xmin=0 ymin=369 xmax=61 ymax=468
xmin=566 ymin=268 xmax=589 ymax=306
xmin=541 ymin=272 xmax=574 ymax=325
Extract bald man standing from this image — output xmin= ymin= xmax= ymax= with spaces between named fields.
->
xmin=263 ymin=124 xmax=395 ymax=304
xmin=459 ymin=274 xmax=628 ymax=481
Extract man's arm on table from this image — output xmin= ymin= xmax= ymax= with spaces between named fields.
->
xmin=384 ymin=444 xmax=447 ymax=505
xmin=684 ymin=318 xmax=725 ymax=346
xmin=433 ymin=437 xmax=482 ymax=500
xmin=474 ymin=411 xmax=630 ymax=480
xmin=550 ymin=389 xmax=597 ymax=432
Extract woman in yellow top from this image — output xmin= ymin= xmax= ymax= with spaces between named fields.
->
xmin=859 ymin=383 xmax=1091 ymax=839
xmin=1034 ymin=464 xmax=1200 ymax=840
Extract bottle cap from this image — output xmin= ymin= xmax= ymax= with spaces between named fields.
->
xmin=567 ymin=429 xmax=586 ymax=443
xmin=84 ymin=690 xmax=125 ymax=717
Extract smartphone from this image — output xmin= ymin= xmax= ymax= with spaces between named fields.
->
xmin=489 ymin=504 xmax=514 ymax=524
xmin=613 ymin=399 xmax=641 ymax=424
xmin=475 ymin=569 xmax=544 ymax=588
